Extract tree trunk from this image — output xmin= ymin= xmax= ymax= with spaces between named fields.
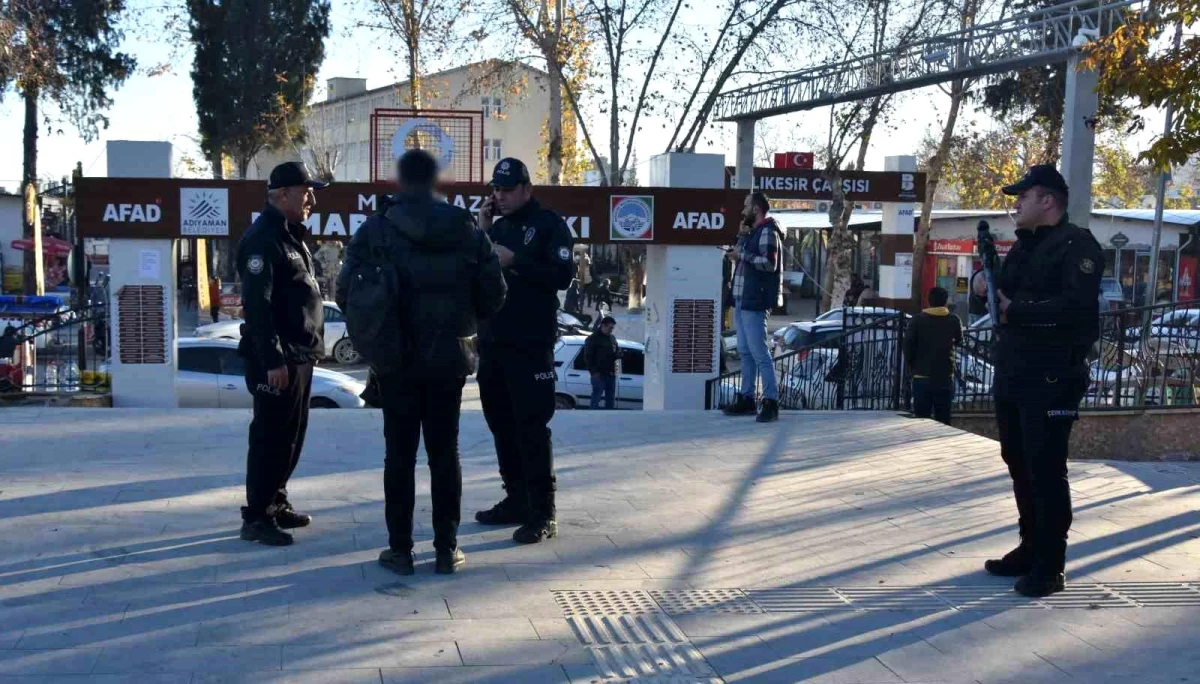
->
xmin=211 ymin=152 xmax=224 ymax=180
xmin=622 ymin=247 xmax=645 ymax=310
xmin=408 ymin=36 xmax=421 ymax=109
xmin=22 ymin=87 xmax=43 ymax=295
xmin=545 ymin=38 xmax=563 ymax=185
xmin=913 ymin=81 xmax=965 ymax=307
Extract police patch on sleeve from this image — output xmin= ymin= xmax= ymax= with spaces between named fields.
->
xmin=524 ymin=226 xmax=536 ymax=245
xmin=1079 ymin=258 xmax=1095 ymax=275
xmin=558 ymin=246 xmax=571 ymax=262
xmin=247 ymin=255 xmax=264 ymax=275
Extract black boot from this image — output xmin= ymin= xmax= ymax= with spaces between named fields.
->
xmin=378 ymin=548 xmax=415 ymax=576
xmin=1015 ymin=571 xmax=1066 ymax=598
xmin=984 ymin=542 xmax=1034 ymax=577
xmin=435 ymin=548 xmax=466 ymax=574
xmin=756 ymin=398 xmax=779 ymax=423
xmin=274 ymin=505 xmax=313 ymax=529
xmin=240 ymin=517 xmax=294 ymax=546
xmin=475 ymin=495 xmax=526 ymax=525
xmin=723 ymin=394 xmax=757 ymax=416
xmin=514 ymin=519 xmax=558 ymax=544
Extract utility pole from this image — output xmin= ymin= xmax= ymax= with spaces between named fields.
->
xmin=1146 ymin=21 xmax=1184 ymax=314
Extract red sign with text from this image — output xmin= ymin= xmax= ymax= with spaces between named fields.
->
xmin=773 ymin=152 xmax=814 ymax=169
xmin=1179 ymin=256 xmax=1198 ymax=301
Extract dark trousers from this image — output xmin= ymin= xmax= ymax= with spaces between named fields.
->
xmin=210 ymin=306 xmax=220 ymax=324
xmin=243 ymin=362 xmax=313 ymax=521
xmin=478 ymin=344 xmax=557 ymax=522
xmin=590 ymin=373 xmax=616 ymax=409
xmin=378 ymin=373 xmax=465 ymax=553
xmin=995 ymin=377 xmax=1086 ymax=574
xmin=912 ymin=377 xmax=953 ymax=425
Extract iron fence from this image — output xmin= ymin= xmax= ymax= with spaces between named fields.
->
xmin=706 ymin=300 xmax=1200 ymax=414
xmin=1 ymin=303 xmax=111 ymax=394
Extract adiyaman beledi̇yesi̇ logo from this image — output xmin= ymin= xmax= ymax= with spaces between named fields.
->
xmin=180 ymin=188 xmax=230 ymax=236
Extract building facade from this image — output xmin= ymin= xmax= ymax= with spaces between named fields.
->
xmin=249 ymin=61 xmax=552 ymax=183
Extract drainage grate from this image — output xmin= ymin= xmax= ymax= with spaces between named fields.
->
xmin=588 ymin=644 xmax=716 ymax=679
xmin=554 ymin=590 xmax=663 ymax=616
xmin=650 ymin=589 xmax=763 ymax=615
xmin=1103 ymin=582 xmax=1200 ymax=607
xmin=568 ymin=615 xmax=688 ymax=644
xmin=746 ymin=587 xmax=851 ymax=611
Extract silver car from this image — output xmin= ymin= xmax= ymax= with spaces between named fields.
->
xmin=176 ymin=338 xmax=366 ymax=409
xmin=192 ymin=301 xmax=361 ymax=365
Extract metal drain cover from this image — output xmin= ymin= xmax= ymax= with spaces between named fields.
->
xmin=554 ymin=590 xmax=663 ymax=616
xmin=650 ymin=589 xmax=763 ymax=615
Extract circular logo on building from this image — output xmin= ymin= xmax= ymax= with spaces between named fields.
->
xmin=610 ymin=195 xmax=654 ymax=241
xmin=391 ymin=118 xmax=456 ymax=169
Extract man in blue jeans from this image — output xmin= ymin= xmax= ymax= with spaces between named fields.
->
xmin=723 ymin=191 xmax=783 ymax=423
xmin=584 ymin=315 xmax=619 ymax=409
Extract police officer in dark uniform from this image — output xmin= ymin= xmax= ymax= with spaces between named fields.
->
xmin=236 ymin=162 xmax=326 ymax=546
xmin=981 ymin=164 xmax=1102 ymax=597
xmin=474 ymin=158 xmax=574 ymax=544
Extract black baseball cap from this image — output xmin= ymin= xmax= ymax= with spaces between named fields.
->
xmin=1002 ymin=164 xmax=1069 ymax=197
xmin=490 ymin=158 xmax=531 ymax=188
xmin=601 ymin=316 xmax=617 ymax=326
xmin=268 ymin=161 xmax=327 ymax=190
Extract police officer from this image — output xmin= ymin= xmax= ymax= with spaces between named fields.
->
xmin=475 ymin=158 xmax=574 ymax=544
xmin=236 ymin=161 xmax=326 ymax=546
xmin=981 ymin=164 xmax=1102 ymax=597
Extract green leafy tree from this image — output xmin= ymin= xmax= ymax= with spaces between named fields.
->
xmin=0 ymin=0 xmax=135 ymax=292
xmin=187 ymin=0 xmax=332 ymax=179
xmin=1093 ymin=141 xmax=1154 ymax=208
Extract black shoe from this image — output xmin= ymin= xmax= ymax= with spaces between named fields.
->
xmin=378 ymin=548 xmax=415 ymax=576
xmin=1014 ymin=572 xmax=1066 ymax=598
xmin=274 ymin=507 xmax=312 ymax=529
xmin=756 ymin=398 xmax=779 ymax=423
xmin=984 ymin=543 xmax=1034 ymax=577
xmin=723 ymin=394 xmax=757 ymax=416
xmin=240 ymin=518 xmax=294 ymax=546
xmin=475 ymin=497 xmax=526 ymax=526
xmin=435 ymin=548 xmax=466 ymax=574
xmin=513 ymin=519 xmax=558 ymax=544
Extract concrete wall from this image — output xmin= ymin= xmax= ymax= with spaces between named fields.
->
xmin=952 ymin=409 xmax=1200 ymax=461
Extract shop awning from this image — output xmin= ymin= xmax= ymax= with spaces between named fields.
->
xmin=10 ymin=237 xmax=72 ymax=256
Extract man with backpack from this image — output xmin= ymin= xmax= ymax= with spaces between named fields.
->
xmin=337 ymin=150 xmax=506 ymax=575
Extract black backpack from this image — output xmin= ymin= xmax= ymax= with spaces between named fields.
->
xmin=343 ymin=210 xmax=413 ymax=375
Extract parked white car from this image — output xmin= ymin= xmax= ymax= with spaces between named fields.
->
xmin=192 ymin=301 xmax=361 ymax=365
xmin=176 ymin=338 xmax=366 ymax=409
xmin=552 ymin=334 xmax=644 ymax=409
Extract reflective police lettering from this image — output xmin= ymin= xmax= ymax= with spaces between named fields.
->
xmin=533 ymin=371 xmax=556 ymax=381
xmin=103 ymin=203 xmax=162 ymax=222
xmin=672 ymin=211 xmax=725 ymax=230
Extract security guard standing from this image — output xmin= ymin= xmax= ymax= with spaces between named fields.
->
xmin=475 ymin=158 xmax=574 ymax=544
xmin=981 ymin=164 xmax=1102 ymax=597
xmin=237 ymin=162 xmax=326 ymax=546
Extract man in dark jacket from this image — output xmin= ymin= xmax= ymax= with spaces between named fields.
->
xmin=474 ymin=157 xmax=574 ymax=544
xmin=903 ymin=286 xmax=962 ymax=425
xmin=236 ymin=162 xmax=326 ymax=546
xmin=337 ymin=150 xmax=506 ymax=575
xmin=585 ymin=316 xmax=619 ymax=409
xmin=983 ymin=164 xmax=1102 ymax=598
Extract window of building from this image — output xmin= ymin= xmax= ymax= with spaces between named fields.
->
xmin=484 ymin=138 xmax=503 ymax=161
xmin=482 ymin=95 xmax=504 ymax=118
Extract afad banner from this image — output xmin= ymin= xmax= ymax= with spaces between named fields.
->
xmin=76 ymin=178 xmax=748 ymax=247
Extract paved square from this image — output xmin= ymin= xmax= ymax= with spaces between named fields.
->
xmin=1 ymin=407 xmax=1198 ymax=682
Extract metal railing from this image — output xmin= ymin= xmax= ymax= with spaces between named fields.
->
xmin=706 ymin=300 xmax=1200 ymax=414
xmin=1 ymin=303 xmax=111 ymax=394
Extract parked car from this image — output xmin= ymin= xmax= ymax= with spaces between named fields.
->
xmin=175 ymin=338 xmax=366 ymax=409
xmin=774 ymin=307 xmax=904 ymax=354
xmin=552 ymin=334 xmax=644 ymax=409
xmin=192 ymin=301 xmax=360 ymax=365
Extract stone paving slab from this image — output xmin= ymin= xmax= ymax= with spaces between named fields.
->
xmin=1 ymin=407 xmax=1199 ymax=682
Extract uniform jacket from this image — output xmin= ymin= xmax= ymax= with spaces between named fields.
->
xmin=236 ymin=203 xmax=324 ymax=369
xmin=583 ymin=330 xmax=619 ymax=375
xmin=336 ymin=191 xmax=506 ymax=379
xmin=479 ymin=197 xmax=575 ymax=349
xmin=994 ymin=214 xmax=1102 ymax=387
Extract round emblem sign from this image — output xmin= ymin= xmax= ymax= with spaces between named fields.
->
xmin=610 ymin=196 xmax=654 ymax=241
xmin=391 ymin=118 xmax=456 ymax=169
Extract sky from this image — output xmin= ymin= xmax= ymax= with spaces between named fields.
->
xmin=0 ymin=1 xmax=1159 ymax=191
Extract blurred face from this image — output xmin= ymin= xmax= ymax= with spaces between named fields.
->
xmin=276 ymin=185 xmax=317 ymax=223
xmin=1011 ymin=187 xmax=1057 ymax=230
xmin=601 ymin=322 xmax=615 ymax=335
xmin=494 ymin=183 xmax=533 ymax=216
